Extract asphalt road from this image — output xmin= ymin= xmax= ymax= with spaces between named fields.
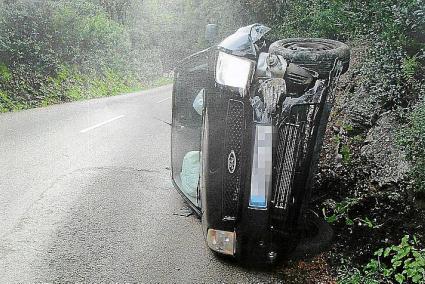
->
xmin=0 ymin=85 xmax=281 ymax=283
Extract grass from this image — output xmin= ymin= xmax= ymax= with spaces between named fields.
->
xmin=141 ymin=76 xmax=173 ymax=90
xmin=0 ymin=90 xmax=28 ymax=113
xmin=0 ymin=75 xmax=173 ymax=113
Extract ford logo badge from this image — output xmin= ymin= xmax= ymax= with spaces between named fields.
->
xmin=227 ymin=150 xmax=237 ymax=174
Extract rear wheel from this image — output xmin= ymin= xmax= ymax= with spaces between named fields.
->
xmin=269 ymin=38 xmax=350 ymax=79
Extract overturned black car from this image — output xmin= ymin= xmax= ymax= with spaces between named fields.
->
xmin=171 ymin=24 xmax=350 ymax=263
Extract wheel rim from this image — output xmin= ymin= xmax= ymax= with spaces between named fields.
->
xmin=283 ymin=41 xmax=335 ymax=51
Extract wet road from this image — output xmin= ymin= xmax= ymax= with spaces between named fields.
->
xmin=0 ymin=86 xmax=281 ymax=283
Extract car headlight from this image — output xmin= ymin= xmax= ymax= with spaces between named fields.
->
xmin=215 ymin=52 xmax=254 ymax=91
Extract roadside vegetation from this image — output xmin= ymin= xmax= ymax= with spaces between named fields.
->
xmin=0 ymin=0 xmax=245 ymax=112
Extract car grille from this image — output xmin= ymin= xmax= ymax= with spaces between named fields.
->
xmin=222 ymin=99 xmax=245 ymax=221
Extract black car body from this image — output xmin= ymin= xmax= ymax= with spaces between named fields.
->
xmin=171 ymin=24 xmax=349 ymax=262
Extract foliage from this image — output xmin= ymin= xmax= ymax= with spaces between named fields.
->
xmin=0 ymin=0 xmax=165 ymax=111
xmin=0 ymin=0 xmax=247 ymax=111
xmin=251 ymin=0 xmax=424 ymax=45
xmin=358 ymin=43 xmax=419 ymax=111
xmin=339 ymin=236 xmax=425 ymax=284
xmin=340 ymin=144 xmax=351 ymax=164
xmin=323 ymin=197 xmax=359 ymax=225
xmin=0 ymin=89 xmax=26 ymax=112
xmin=322 ymin=198 xmax=377 ymax=228
xmin=370 ymin=235 xmax=425 ymax=283
xmin=338 ymin=268 xmax=380 ymax=284
xmin=0 ymin=63 xmax=11 ymax=82
xmin=402 ymin=56 xmax=421 ymax=80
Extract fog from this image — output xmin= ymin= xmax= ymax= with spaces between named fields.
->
xmin=0 ymin=0 xmax=251 ymax=109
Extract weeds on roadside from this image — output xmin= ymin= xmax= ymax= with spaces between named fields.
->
xmin=322 ymin=198 xmax=378 ymax=228
xmin=338 ymin=235 xmax=425 ymax=284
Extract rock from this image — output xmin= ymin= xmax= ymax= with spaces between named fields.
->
xmin=340 ymin=86 xmax=379 ymax=135
xmin=360 ymin=112 xmax=410 ymax=187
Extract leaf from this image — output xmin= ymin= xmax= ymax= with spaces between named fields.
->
xmin=404 ymin=257 xmax=413 ymax=266
xmin=401 ymin=235 xmax=410 ymax=246
xmin=384 ymin=247 xmax=392 ymax=258
xmin=383 ymin=268 xmax=393 ymax=277
xmin=325 ymin=214 xmax=337 ymax=224
xmin=345 ymin=217 xmax=354 ymax=226
xmin=393 ymin=260 xmax=402 ymax=269
xmin=366 ymin=259 xmax=380 ymax=273
xmin=413 ymin=235 xmax=418 ymax=244
xmin=412 ymin=274 xmax=423 ymax=283
xmin=375 ymin=248 xmax=384 ymax=257
xmin=395 ymin=273 xmax=405 ymax=284
xmin=364 ymin=217 xmax=374 ymax=228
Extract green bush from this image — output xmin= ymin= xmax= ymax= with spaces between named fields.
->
xmin=358 ymin=43 xmax=416 ymax=110
xmin=339 ymin=236 xmax=425 ymax=284
xmin=0 ymin=0 xmax=165 ymax=110
xmin=0 ymin=0 xmax=248 ymax=110
xmin=403 ymin=56 xmax=421 ymax=80
xmin=0 ymin=90 xmax=14 ymax=112
xmin=257 ymin=0 xmax=424 ymax=47
xmin=368 ymin=236 xmax=425 ymax=283
xmin=0 ymin=63 xmax=12 ymax=82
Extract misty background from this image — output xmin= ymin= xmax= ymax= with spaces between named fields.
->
xmin=0 ymin=0 xmax=254 ymax=111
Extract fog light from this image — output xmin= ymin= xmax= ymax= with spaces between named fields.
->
xmin=206 ymin=229 xmax=236 ymax=256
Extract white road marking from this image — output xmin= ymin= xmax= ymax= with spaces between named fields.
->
xmin=157 ymin=97 xmax=171 ymax=103
xmin=80 ymin=115 xmax=125 ymax=133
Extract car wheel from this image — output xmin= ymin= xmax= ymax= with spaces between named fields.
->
xmin=290 ymin=210 xmax=334 ymax=258
xmin=269 ymin=38 xmax=350 ymax=79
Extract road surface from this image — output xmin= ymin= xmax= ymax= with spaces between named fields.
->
xmin=0 ymin=86 xmax=282 ymax=283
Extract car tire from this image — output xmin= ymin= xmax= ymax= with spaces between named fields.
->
xmin=290 ymin=211 xmax=334 ymax=258
xmin=269 ymin=38 xmax=350 ymax=79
